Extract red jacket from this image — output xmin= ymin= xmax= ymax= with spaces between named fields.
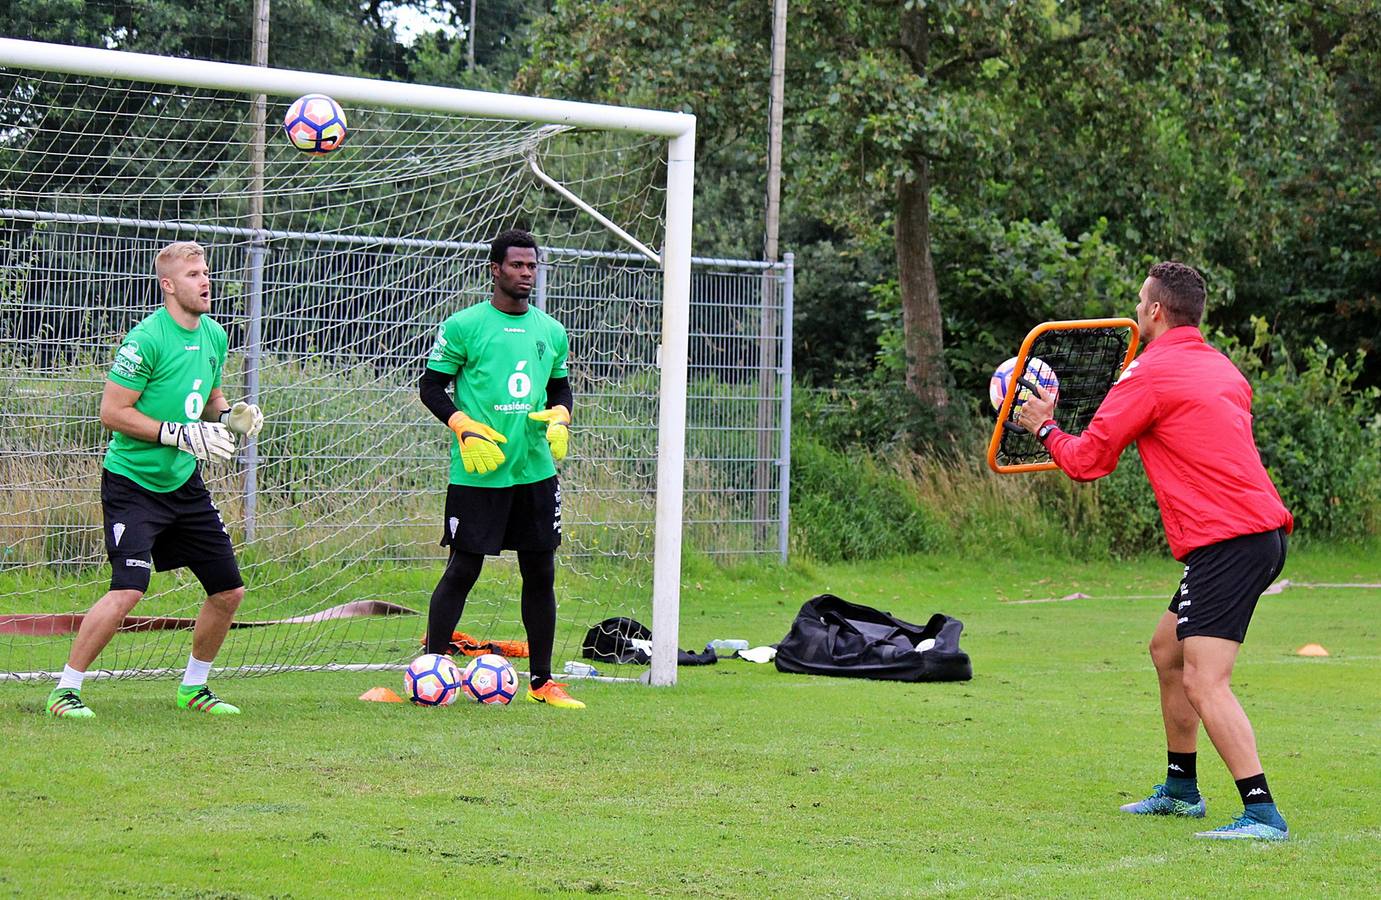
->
xmin=1043 ymin=326 xmax=1293 ymax=560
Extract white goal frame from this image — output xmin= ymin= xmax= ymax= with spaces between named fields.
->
xmin=0 ymin=37 xmax=695 ymax=687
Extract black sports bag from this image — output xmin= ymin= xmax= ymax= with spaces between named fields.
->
xmin=774 ymin=594 xmax=972 ymax=682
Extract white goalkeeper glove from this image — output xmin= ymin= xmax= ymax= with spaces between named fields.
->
xmin=219 ymin=401 xmax=264 ymax=438
xmin=159 ymin=421 xmax=236 ymax=462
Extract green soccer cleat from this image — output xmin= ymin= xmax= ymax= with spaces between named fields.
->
xmin=1194 ymin=812 xmax=1289 ymax=841
xmin=1119 ymin=783 xmax=1206 ymax=817
xmin=176 ymin=684 xmax=240 ymax=715
xmin=46 ymin=688 xmax=95 ymax=719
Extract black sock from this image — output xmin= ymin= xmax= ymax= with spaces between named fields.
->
xmin=1235 ymin=772 xmax=1274 ymax=807
xmin=518 ymin=549 xmax=557 ymax=688
xmin=1167 ymin=751 xmax=1197 ymax=781
xmin=425 ymin=550 xmax=484 ymax=655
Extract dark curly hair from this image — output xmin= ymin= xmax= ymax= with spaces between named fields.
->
xmin=1146 ymin=261 xmax=1206 ymax=327
xmin=489 ymin=228 xmax=539 ymax=264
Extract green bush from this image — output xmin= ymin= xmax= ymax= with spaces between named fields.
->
xmin=1225 ymin=322 xmax=1381 ymax=543
xmin=789 ymin=437 xmax=940 ymax=562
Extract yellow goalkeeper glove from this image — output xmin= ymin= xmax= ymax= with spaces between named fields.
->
xmin=447 ymin=411 xmax=507 ymax=474
xmin=527 ymin=405 xmax=571 ymax=461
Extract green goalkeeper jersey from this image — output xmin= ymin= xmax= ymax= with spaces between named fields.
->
xmin=103 ymin=307 xmax=227 ymax=492
xmin=426 ymin=300 xmax=570 ymax=487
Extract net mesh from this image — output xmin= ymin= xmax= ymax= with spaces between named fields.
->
xmin=0 ymin=63 xmax=747 ymax=682
xmin=992 ymin=323 xmax=1137 ymax=470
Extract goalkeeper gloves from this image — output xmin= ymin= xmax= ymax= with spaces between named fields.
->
xmin=159 ymin=421 xmax=236 ymax=463
xmin=447 ymin=411 xmax=507 ymax=474
xmin=219 ymin=401 xmax=264 ymax=438
xmin=528 ymin=405 xmax=571 ymax=461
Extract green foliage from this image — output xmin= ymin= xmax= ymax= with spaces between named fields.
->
xmin=1225 ymin=320 xmax=1381 ymax=542
xmin=932 ymin=204 xmax=1141 ymax=407
xmin=789 ymin=437 xmax=939 ymax=562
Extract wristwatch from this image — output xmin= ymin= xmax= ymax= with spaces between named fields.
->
xmin=1036 ymin=420 xmax=1057 ymax=443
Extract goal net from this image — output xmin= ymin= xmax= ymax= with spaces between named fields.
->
xmin=0 ymin=39 xmax=695 ymax=685
xmin=986 ymin=318 xmax=1140 ymax=474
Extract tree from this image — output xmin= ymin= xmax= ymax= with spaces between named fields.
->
xmin=520 ymin=1 xmax=1358 ymax=407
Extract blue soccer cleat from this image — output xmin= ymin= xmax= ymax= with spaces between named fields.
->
xmin=1194 ymin=813 xmax=1289 ymax=841
xmin=1119 ymin=783 xmax=1206 ymax=817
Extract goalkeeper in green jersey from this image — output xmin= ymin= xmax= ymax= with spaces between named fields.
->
xmin=419 ymin=229 xmax=583 ymax=709
xmin=45 ymin=241 xmax=264 ymax=720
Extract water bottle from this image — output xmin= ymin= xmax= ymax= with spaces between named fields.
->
xmin=708 ymin=639 xmax=749 ymax=655
xmin=563 ymin=660 xmax=600 ymax=677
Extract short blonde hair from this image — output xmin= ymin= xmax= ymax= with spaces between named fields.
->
xmin=155 ymin=241 xmax=206 ymax=283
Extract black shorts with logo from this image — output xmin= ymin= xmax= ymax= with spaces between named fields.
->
xmin=101 ymin=468 xmax=242 ymax=594
xmin=440 ymin=475 xmax=561 ymax=555
xmin=1169 ymin=527 xmax=1287 ymax=643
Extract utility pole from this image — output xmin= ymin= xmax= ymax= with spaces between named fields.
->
xmin=755 ymin=0 xmax=788 ymax=549
xmin=245 ymin=0 xmax=270 ymax=541
xmin=468 ymin=0 xmax=478 ymax=70
xmin=764 ymin=0 xmax=786 ymax=263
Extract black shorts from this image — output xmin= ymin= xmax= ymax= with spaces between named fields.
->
xmin=440 ymin=475 xmax=562 ymax=555
xmin=101 ymin=469 xmax=242 ymax=594
xmin=1169 ymin=527 xmax=1287 ymax=643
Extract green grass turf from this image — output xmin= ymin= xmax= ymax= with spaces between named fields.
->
xmin=1 ymin=545 xmax=1377 ymax=898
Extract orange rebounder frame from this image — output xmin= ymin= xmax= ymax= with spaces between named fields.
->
xmin=986 ymin=318 xmax=1140 ymax=474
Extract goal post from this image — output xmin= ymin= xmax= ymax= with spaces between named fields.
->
xmin=0 ymin=38 xmax=694 ymax=687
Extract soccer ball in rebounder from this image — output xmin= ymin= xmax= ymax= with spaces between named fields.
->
xmin=283 ymin=94 xmax=348 ymax=155
xmin=461 ymin=653 xmax=519 ymax=705
xmin=989 ymin=356 xmax=1059 ymax=411
xmin=405 ymin=653 xmax=462 ymax=706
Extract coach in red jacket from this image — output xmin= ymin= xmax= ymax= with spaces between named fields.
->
xmin=1016 ymin=261 xmax=1294 ymax=841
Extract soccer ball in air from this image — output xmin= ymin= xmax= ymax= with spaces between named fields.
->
xmin=283 ymin=94 xmax=348 ymax=155
xmin=405 ymin=653 xmax=462 ymax=706
xmin=989 ymin=356 xmax=1059 ymax=411
xmin=461 ymin=653 xmax=519 ymax=705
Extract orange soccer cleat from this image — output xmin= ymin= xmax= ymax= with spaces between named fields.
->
xmin=525 ymin=680 xmax=585 ymax=710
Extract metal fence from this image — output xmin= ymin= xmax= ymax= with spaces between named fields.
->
xmin=0 ymin=216 xmax=793 ymax=572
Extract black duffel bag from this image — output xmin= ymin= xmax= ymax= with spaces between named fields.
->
xmin=774 ymin=593 xmax=972 ymax=682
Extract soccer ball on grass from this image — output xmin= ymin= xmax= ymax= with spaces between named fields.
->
xmin=405 ymin=653 xmax=462 ymax=707
xmin=461 ymin=653 xmax=519 ymax=705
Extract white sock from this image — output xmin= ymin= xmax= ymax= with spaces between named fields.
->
xmin=57 ymin=665 xmax=86 ymax=692
xmin=182 ymin=655 xmax=213 ymax=687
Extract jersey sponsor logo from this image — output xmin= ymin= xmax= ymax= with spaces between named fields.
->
xmin=492 ymin=401 xmax=533 ymax=413
xmin=427 ymin=328 xmax=448 ymax=361
xmin=507 ymin=360 xmax=532 ymax=398
xmin=124 ymin=558 xmax=152 ymax=569
xmin=112 ymin=342 xmax=143 ymax=378
xmin=112 ymin=522 xmax=126 ymax=547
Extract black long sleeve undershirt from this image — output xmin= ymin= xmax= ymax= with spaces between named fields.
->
xmin=418 ymin=369 xmax=573 ymax=425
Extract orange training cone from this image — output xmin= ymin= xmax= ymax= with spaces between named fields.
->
xmin=1296 ymin=643 xmax=1330 ymax=657
xmin=360 ymin=686 xmax=404 ymax=702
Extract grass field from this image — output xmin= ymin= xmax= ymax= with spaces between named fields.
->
xmin=2 ymin=545 xmax=1378 ymax=898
